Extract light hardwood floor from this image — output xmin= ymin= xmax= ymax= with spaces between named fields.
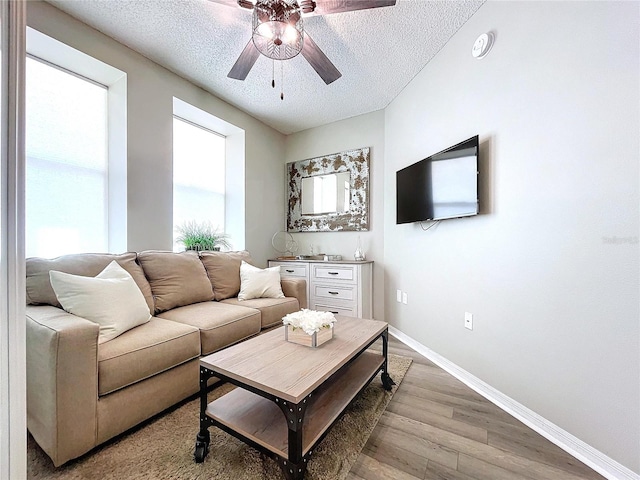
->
xmin=349 ymin=336 xmax=606 ymax=480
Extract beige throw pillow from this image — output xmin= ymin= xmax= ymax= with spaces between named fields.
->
xmin=137 ymin=250 xmax=214 ymax=313
xmin=49 ymin=260 xmax=152 ymax=344
xmin=238 ymin=261 xmax=285 ymax=301
xmin=199 ymin=250 xmax=253 ymax=301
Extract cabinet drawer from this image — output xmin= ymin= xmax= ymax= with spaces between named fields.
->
xmin=313 ymin=265 xmax=355 ymax=282
xmin=311 ymin=302 xmax=357 ymax=317
xmin=272 ymin=263 xmax=307 ymax=278
xmin=313 ymin=285 xmax=354 ymax=302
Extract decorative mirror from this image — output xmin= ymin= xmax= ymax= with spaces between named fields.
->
xmin=287 ymin=147 xmax=369 ymax=232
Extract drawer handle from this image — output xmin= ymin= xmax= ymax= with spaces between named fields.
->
xmin=328 ymin=271 xmax=339 ymax=275
xmin=328 ymin=291 xmax=339 ymax=295
xmin=285 ymin=269 xmax=294 ymax=273
xmin=331 ymin=311 xmax=339 ymax=314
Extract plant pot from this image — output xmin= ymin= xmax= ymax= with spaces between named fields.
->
xmin=285 ymin=325 xmax=333 ymax=347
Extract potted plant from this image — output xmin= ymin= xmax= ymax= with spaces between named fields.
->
xmin=175 ymin=221 xmax=231 ymax=252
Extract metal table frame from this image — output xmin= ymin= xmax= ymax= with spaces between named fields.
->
xmin=194 ymin=328 xmax=394 ymax=480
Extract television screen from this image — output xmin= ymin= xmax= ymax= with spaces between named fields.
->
xmin=396 ymin=136 xmax=479 ymax=224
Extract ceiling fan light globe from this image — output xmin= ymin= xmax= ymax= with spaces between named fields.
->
xmin=256 ymin=21 xmax=275 ymax=39
xmin=252 ymin=0 xmax=303 ymax=60
xmin=283 ymin=24 xmax=300 ymax=43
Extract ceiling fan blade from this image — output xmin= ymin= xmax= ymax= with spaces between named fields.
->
xmin=228 ymin=40 xmax=260 ymax=80
xmin=301 ymin=33 xmax=341 ymax=85
xmin=306 ymin=0 xmax=396 ymax=16
xmin=207 ymin=0 xmax=254 ymax=10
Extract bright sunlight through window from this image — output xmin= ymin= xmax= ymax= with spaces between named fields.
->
xmin=26 ymin=57 xmax=108 ymax=258
xmin=173 ymin=117 xmax=225 ymax=249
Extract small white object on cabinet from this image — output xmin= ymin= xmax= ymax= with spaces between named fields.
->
xmin=269 ymin=259 xmax=373 ymax=319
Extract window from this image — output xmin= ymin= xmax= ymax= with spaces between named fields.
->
xmin=172 ymin=116 xmax=226 ymax=247
xmin=172 ymin=97 xmax=245 ymax=250
xmin=26 ymin=57 xmax=108 ymax=257
xmin=25 ymin=28 xmax=127 ymax=258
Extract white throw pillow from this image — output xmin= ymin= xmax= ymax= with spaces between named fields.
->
xmin=50 ymin=260 xmax=152 ymax=344
xmin=238 ymin=261 xmax=285 ymax=301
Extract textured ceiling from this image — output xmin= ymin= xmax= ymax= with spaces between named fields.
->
xmin=47 ymin=0 xmax=484 ymax=134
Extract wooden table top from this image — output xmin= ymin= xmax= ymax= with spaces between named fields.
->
xmin=200 ymin=315 xmax=388 ymax=403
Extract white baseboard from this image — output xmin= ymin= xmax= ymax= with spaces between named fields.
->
xmin=388 ymin=326 xmax=639 ymax=480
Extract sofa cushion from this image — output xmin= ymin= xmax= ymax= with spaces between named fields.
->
xmin=199 ymin=250 xmax=252 ymax=301
xmin=238 ymin=261 xmax=285 ymax=301
xmin=26 ymin=252 xmax=154 ymax=314
xmin=97 ymin=317 xmax=200 ymax=396
xmin=50 ymin=261 xmax=151 ymax=344
xmin=221 ymin=297 xmax=299 ymax=329
xmin=137 ymin=251 xmax=214 ymax=314
xmin=158 ymin=301 xmax=261 ymax=355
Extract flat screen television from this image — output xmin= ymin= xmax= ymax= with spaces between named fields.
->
xmin=396 ymin=135 xmax=479 ymax=224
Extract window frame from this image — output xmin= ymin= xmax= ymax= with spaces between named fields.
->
xmin=26 ymin=27 xmax=127 ymax=254
xmin=172 ymin=114 xmax=227 ymax=247
xmin=25 ymin=54 xmax=110 ymax=257
xmin=172 ymin=97 xmax=246 ymax=250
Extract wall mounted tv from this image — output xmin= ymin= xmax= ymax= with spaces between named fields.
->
xmin=396 ymin=135 xmax=479 ymax=224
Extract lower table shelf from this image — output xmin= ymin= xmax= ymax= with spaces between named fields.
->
xmin=205 ymin=350 xmax=385 ymax=458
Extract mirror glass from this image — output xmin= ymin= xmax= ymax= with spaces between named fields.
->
xmin=301 ymin=172 xmax=351 ymax=215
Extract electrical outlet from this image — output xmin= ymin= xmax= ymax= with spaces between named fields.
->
xmin=465 ymin=312 xmax=473 ymax=330
xmin=402 ymin=292 xmax=408 ymax=304
xmin=396 ymin=289 xmax=402 ymax=303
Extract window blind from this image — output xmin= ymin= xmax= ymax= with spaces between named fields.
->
xmin=173 ymin=116 xmax=226 ymax=247
xmin=25 ymin=57 xmax=108 ymax=258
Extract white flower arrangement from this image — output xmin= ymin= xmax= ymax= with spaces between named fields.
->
xmin=282 ymin=309 xmax=337 ymax=336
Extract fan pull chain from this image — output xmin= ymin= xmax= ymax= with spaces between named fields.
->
xmin=280 ymin=60 xmax=284 ymax=100
xmin=271 ymin=59 xmax=275 ymax=88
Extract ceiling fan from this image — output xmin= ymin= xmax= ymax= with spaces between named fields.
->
xmin=208 ymin=0 xmax=397 ymax=86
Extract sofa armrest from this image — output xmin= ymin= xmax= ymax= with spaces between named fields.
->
xmin=280 ymin=277 xmax=307 ymax=309
xmin=26 ymin=305 xmax=99 ymax=466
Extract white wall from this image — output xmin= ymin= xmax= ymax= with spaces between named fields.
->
xmin=26 ymin=1 xmax=285 ymax=265
xmin=284 ymin=110 xmax=385 ymax=319
xmin=384 ymin=1 xmax=639 ymax=473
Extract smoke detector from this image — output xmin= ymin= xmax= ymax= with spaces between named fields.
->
xmin=472 ymin=32 xmax=494 ymax=59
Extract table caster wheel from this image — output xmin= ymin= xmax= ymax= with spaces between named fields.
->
xmin=194 ymin=442 xmax=208 ymax=463
xmin=381 ymin=372 xmax=395 ymax=391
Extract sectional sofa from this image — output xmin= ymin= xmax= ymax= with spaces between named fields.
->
xmin=25 ymin=250 xmax=306 ymax=467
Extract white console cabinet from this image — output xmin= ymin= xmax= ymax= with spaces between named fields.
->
xmin=268 ymin=259 xmax=373 ymax=319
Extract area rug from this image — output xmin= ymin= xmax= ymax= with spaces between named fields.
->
xmin=28 ymin=354 xmax=411 ymax=480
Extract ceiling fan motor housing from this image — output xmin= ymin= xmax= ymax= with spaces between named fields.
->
xmin=298 ymin=0 xmax=317 ymax=14
xmin=252 ymin=0 xmax=304 ymax=60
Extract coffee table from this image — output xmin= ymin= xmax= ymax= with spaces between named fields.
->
xmin=194 ymin=316 xmax=394 ymax=480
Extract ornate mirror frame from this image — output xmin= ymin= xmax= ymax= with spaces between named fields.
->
xmin=287 ymin=147 xmax=370 ymax=232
